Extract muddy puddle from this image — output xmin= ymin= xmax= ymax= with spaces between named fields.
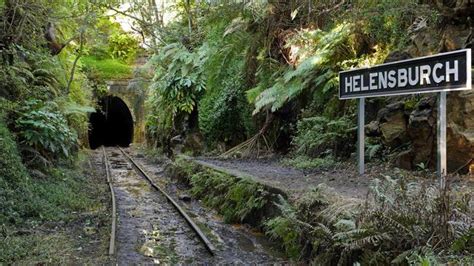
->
xmin=105 ymin=147 xmax=285 ymax=264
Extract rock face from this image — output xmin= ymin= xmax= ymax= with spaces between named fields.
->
xmin=182 ymin=132 xmax=204 ymax=156
xmin=407 ymin=103 xmax=436 ymax=168
xmin=378 ymin=102 xmax=408 ymax=148
xmin=447 ymin=90 xmax=474 ymax=172
xmin=375 ymin=92 xmax=473 ymax=173
xmin=373 ymin=11 xmax=474 ymax=173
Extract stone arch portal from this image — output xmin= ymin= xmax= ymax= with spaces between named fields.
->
xmin=89 ymin=96 xmax=134 ymax=149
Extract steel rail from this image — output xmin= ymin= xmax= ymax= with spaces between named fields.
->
xmin=102 ymin=146 xmax=117 ymax=256
xmin=118 ymin=147 xmax=216 ymax=256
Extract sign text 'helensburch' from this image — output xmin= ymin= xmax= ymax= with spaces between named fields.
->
xmin=339 ymin=49 xmax=471 ymax=99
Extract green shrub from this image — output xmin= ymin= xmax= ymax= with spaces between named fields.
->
xmin=15 ymin=100 xmax=78 ymax=166
xmin=0 ymin=48 xmax=64 ymax=101
xmin=251 ymin=23 xmax=353 ymax=115
xmin=108 ymin=32 xmax=139 ymax=62
xmin=199 ymin=74 xmax=252 ymax=147
xmin=197 ymin=14 xmax=254 ymax=148
xmin=0 ymin=111 xmax=35 ymax=224
xmin=150 ymin=43 xmax=206 ymax=114
xmin=292 ymin=115 xmax=355 ymax=158
xmin=356 ymin=0 xmax=439 ymax=49
xmin=264 ymin=196 xmax=303 ymax=259
xmin=266 ymin=176 xmax=473 ymax=264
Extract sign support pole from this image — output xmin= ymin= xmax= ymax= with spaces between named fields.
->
xmin=339 ymin=49 xmax=471 ymax=179
xmin=358 ymin=97 xmax=365 ymax=175
xmin=437 ymin=91 xmax=447 ymax=188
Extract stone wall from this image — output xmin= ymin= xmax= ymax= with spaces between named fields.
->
xmin=106 ymin=79 xmax=148 ymax=144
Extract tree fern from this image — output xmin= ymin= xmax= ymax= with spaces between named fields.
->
xmin=251 ymin=22 xmax=353 ymax=114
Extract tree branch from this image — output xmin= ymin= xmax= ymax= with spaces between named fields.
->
xmin=108 ymin=6 xmax=152 ymax=28
xmin=107 ymin=5 xmax=166 ymax=45
xmin=66 ymin=30 xmax=84 ymax=95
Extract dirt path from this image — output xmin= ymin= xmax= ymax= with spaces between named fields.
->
xmin=192 ymin=157 xmax=374 ymax=199
xmin=105 ymin=147 xmax=284 ymax=264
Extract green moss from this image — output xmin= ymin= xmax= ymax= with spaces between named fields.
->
xmin=183 ymin=163 xmax=268 ymax=223
xmin=403 ymin=96 xmax=420 ymax=111
xmin=80 ymin=56 xmax=132 ymax=81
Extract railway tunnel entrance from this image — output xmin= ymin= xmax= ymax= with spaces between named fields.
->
xmin=89 ymin=96 xmax=134 ymax=149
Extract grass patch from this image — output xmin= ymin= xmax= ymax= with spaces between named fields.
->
xmin=0 ymin=230 xmax=75 ymax=264
xmin=80 ymin=56 xmax=132 ymax=80
xmin=282 ymin=155 xmax=339 ymax=170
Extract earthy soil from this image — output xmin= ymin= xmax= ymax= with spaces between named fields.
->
xmin=108 ymin=147 xmax=284 ymax=264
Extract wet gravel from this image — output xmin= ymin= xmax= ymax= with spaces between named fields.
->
xmin=103 ymin=147 xmax=284 ymax=264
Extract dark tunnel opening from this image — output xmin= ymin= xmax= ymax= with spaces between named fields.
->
xmin=89 ymin=96 xmax=134 ymax=149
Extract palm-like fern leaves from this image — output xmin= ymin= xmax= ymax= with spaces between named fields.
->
xmin=251 ymin=23 xmax=353 ymax=114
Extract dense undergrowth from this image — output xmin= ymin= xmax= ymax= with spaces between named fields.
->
xmin=144 ymin=0 xmax=472 ymax=263
xmin=0 ymin=0 xmax=139 ymax=262
xmin=267 ymin=180 xmax=473 ymax=264
xmin=143 ymin=0 xmax=442 ymax=163
xmin=81 ymin=56 xmax=133 ymax=81
xmin=0 ymin=113 xmax=104 ymax=262
xmin=170 ymin=157 xmax=473 ymax=264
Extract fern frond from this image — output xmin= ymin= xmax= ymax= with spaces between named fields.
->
xmin=372 ymin=211 xmax=414 ymax=237
xmin=348 ymin=232 xmax=391 ymax=250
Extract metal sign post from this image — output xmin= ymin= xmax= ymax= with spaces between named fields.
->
xmin=358 ymin=98 xmax=365 ymax=175
xmin=437 ymin=91 xmax=447 ymax=188
xmin=338 ymin=49 xmax=471 ymax=178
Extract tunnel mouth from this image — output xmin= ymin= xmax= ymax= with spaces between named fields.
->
xmin=89 ymin=96 xmax=134 ymax=149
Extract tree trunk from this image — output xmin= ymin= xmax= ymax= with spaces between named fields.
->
xmin=66 ymin=31 xmax=84 ymax=95
xmin=186 ymin=0 xmax=193 ymax=35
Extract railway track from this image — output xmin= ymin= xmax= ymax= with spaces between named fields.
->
xmin=102 ymin=146 xmax=117 ymax=256
xmin=101 ymin=146 xmax=215 ymax=263
xmin=99 ymin=146 xmax=283 ymax=264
